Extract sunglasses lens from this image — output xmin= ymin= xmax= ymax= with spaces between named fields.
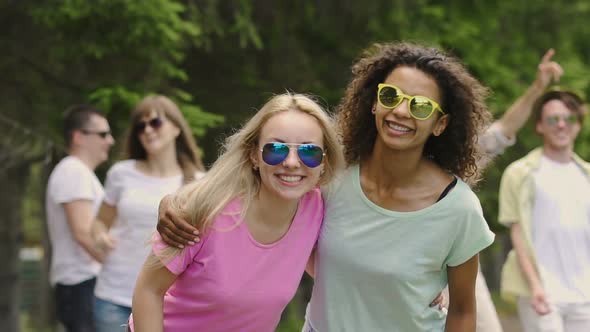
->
xmin=150 ymin=117 xmax=163 ymax=129
xmin=262 ymin=143 xmax=289 ymax=165
xmin=547 ymin=115 xmax=579 ymax=126
xmin=297 ymin=144 xmax=324 ymax=168
xmin=546 ymin=116 xmax=559 ymax=126
xmin=135 ymin=122 xmax=146 ymax=132
xmin=409 ymin=97 xmax=435 ymax=119
xmin=566 ymin=115 xmax=578 ymax=124
xmin=379 ymin=86 xmax=402 ymax=108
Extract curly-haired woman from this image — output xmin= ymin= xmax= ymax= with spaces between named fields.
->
xmin=300 ymin=42 xmax=495 ymax=332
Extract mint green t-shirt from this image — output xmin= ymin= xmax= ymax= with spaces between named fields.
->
xmin=306 ymin=165 xmax=495 ymax=331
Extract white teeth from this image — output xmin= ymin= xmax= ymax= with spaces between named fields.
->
xmin=278 ymin=175 xmax=302 ymax=183
xmin=387 ymin=122 xmax=412 ymax=132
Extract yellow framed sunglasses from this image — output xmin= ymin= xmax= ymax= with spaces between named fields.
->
xmin=377 ymin=83 xmax=445 ymax=120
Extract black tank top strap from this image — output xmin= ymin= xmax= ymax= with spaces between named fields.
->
xmin=436 ymin=177 xmax=458 ymax=202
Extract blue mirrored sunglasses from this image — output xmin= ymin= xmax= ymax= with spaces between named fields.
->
xmin=261 ymin=142 xmax=325 ymax=168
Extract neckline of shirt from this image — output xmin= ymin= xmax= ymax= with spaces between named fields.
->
xmin=131 ymin=160 xmax=183 ymax=180
xmin=351 ymin=164 xmax=459 ymax=218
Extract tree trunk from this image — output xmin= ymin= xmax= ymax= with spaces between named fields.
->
xmin=0 ymin=163 xmax=30 ymax=332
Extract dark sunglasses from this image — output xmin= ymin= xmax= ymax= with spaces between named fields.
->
xmin=81 ymin=129 xmax=112 ymax=139
xmin=135 ymin=117 xmax=163 ymax=133
xmin=377 ymin=83 xmax=445 ymax=120
xmin=545 ymin=114 xmax=578 ymax=126
xmin=261 ymin=142 xmax=325 ymax=168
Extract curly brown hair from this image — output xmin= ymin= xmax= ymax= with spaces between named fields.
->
xmin=337 ymin=42 xmax=492 ymax=182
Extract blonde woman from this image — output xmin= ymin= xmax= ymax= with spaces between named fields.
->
xmin=91 ymin=95 xmax=204 ymax=332
xmin=129 ymin=93 xmax=345 ymax=332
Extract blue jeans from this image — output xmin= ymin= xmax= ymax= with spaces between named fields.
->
xmin=93 ymin=296 xmax=131 ymax=332
xmin=55 ymin=277 xmax=96 ymax=332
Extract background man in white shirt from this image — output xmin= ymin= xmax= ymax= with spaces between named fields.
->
xmin=45 ymin=104 xmax=114 ymax=332
xmin=460 ymin=49 xmax=563 ymax=332
xmin=499 ymin=89 xmax=590 ymax=332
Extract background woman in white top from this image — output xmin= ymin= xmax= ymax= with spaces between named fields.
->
xmin=91 ymin=95 xmax=204 ymax=332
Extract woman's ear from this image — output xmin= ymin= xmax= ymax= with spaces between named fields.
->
xmin=250 ymin=148 xmax=259 ymax=170
xmin=433 ymin=114 xmax=449 ymax=136
xmin=319 ymin=156 xmax=326 ymax=175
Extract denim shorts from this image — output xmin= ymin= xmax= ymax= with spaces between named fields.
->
xmin=93 ymin=296 xmax=132 ymax=332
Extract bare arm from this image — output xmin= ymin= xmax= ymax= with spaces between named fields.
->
xmin=495 ymin=49 xmax=563 ymax=139
xmin=510 ymin=223 xmax=550 ymax=315
xmin=96 ymin=202 xmax=117 ymax=229
xmin=132 ymin=254 xmax=178 ymax=332
xmin=63 ymin=200 xmax=107 ymax=263
xmin=445 ymin=254 xmax=479 ymax=332
xmin=157 ymin=195 xmax=200 ymax=248
xmin=91 ymin=202 xmax=117 ymax=251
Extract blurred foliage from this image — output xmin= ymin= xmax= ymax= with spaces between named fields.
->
xmin=1 ymin=0 xmax=232 ymax=150
xmin=4 ymin=0 xmax=590 ymax=329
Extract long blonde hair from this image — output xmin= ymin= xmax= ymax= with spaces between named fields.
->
xmin=154 ymin=92 xmax=344 ymax=263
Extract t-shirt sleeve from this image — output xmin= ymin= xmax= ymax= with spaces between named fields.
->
xmin=445 ymin=192 xmax=495 ymax=267
xmin=479 ymin=123 xmax=516 ymax=158
xmin=51 ymin=161 xmax=97 ymax=204
xmin=151 ymin=232 xmax=205 ymax=275
xmin=498 ymin=164 xmax=521 ymax=226
xmin=103 ymin=162 xmax=126 ymax=206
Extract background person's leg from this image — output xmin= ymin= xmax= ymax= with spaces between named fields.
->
xmin=55 ymin=283 xmax=77 ymax=331
xmin=517 ymin=297 xmax=563 ymax=332
xmin=475 ymin=269 xmax=504 ymax=332
xmin=561 ymin=302 xmax=590 ymax=332
xmin=93 ymin=296 xmax=132 ymax=332
xmin=55 ymin=278 xmax=96 ymax=332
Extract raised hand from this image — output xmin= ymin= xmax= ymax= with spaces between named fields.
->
xmin=535 ymin=49 xmax=564 ymax=90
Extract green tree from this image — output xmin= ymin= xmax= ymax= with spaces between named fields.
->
xmin=0 ymin=1 xmax=232 ymax=330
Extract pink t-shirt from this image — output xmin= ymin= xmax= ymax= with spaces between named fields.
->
xmin=129 ymin=188 xmax=323 ymax=332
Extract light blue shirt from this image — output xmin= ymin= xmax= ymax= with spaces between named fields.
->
xmin=306 ymin=165 xmax=495 ymax=331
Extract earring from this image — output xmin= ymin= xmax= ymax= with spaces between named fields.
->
xmin=253 ymin=164 xmax=259 ymax=171
xmin=371 ymin=107 xmax=376 ymax=114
